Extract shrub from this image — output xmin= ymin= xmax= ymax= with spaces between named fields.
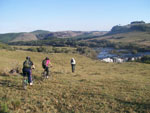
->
xmin=0 ymin=103 xmax=9 ymax=113
xmin=61 ymin=48 xmax=70 ymax=53
xmin=37 ymin=46 xmax=47 ymax=52
xmin=0 ymin=43 xmax=14 ymax=51
xmin=131 ymin=49 xmax=138 ymax=54
xmin=140 ymin=55 xmax=150 ymax=64
xmin=76 ymin=47 xmax=97 ymax=59
xmin=52 ymin=47 xmax=62 ymax=53
xmin=27 ymin=47 xmax=38 ymax=52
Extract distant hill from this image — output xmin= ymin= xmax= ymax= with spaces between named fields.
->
xmin=0 ymin=30 xmax=107 ymax=43
xmin=31 ymin=30 xmax=51 ymax=34
xmin=12 ymin=33 xmax=39 ymax=42
xmin=0 ymin=33 xmax=22 ymax=43
xmin=86 ymin=21 xmax=150 ymax=46
xmin=2 ymin=21 xmax=149 ymax=45
xmin=108 ymin=21 xmax=150 ymax=35
xmin=33 ymin=30 xmax=107 ymax=40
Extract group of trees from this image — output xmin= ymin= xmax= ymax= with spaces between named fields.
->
xmin=2 ymin=31 xmax=150 ymax=60
xmin=140 ymin=56 xmax=150 ymax=64
xmin=26 ymin=46 xmax=74 ymax=54
xmin=26 ymin=46 xmax=98 ymax=59
xmin=2 ymin=39 xmax=150 ymax=62
xmin=0 ymin=42 xmax=14 ymax=50
xmin=89 ymin=39 xmax=150 ymax=53
xmin=8 ymin=36 xmax=150 ymax=54
xmin=76 ymin=47 xmax=98 ymax=59
xmin=0 ymin=44 xmax=98 ymax=59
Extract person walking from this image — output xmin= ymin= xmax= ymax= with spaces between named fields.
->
xmin=22 ymin=56 xmax=35 ymax=85
xmin=42 ymin=57 xmax=52 ymax=78
xmin=71 ymin=58 xmax=76 ymax=73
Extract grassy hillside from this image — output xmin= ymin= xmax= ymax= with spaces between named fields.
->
xmin=0 ymin=33 xmax=38 ymax=43
xmin=31 ymin=30 xmax=51 ymax=35
xmin=0 ymin=49 xmax=150 ymax=112
xmin=108 ymin=22 xmax=150 ymax=35
xmin=10 ymin=33 xmax=38 ymax=42
xmin=0 ymin=31 xmax=106 ymax=43
xmin=84 ymin=22 xmax=150 ymax=47
xmin=0 ymin=33 xmax=21 ymax=43
xmin=93 ymin=31 xmax=150 ymax=46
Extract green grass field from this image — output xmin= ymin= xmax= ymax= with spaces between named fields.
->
xmin=0 ymin=49 xmax=150 ymax=113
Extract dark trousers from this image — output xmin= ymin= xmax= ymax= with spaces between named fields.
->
xmin=23 ymin=68 xmax=32 ymax=83
xmin=44 ymin=67 xmax=50 ymax=76
xmin=71 ymin=64 xmax=75 ymax=72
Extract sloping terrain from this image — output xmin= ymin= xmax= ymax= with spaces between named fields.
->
xmin=10 ymin=33 xmax=38 ymax=42
xmin=108 ymin=22 xmax=150 ymax=35
xmin=0 ymin=49 xmax=150 ymax=112
xmin=91 ymin=31 xmax=150 ymax=46
xmin=0 ymin=30 xmax=107 ymax=43
xmin=86 ymin=22 xmax=150 ymax=46
xmin=47 ymin=31 xmax=107 ymax=39
xmin=0 ymin=33 xmax=22 ymax=43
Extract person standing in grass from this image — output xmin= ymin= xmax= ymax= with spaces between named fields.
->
xmin=42 ymin=57 xmax=52 ymax=78
xmin=71 ymin=58 xmax=76 ymax=73
xmin=22 ymin=56 xmax=35 ymax=85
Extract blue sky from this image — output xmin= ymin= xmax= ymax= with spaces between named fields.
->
xmin=0 ymin=0 xmax=149 ymax=33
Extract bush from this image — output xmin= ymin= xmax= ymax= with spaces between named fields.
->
xmin=131 ymin=49 xmax=138 ymax=54
xmin=27 ymin=47 xmax=38 ymax=52
xmin=76 ymin=47 xmax=97 ymax=59
xmin=140 ymin=55 xmax=150 ymax=64
xmin=37 ymin=46 xmax=47 ymax=52
xmin=61 ymin=48 xmax=70 ymax=53
xmin=0 ymin=43 xmax=14 ymax=51
xmin=52 ymin=47 xmax=62 ymax=53
xmin=0 ymin=103 xmax=9 ymax=113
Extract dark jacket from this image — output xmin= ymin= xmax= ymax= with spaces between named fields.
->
xmin=23 ymin=59 xmax=33 ymax=70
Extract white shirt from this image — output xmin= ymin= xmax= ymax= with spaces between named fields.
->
xmin=71 ymin=58 xmax=76 ymax=64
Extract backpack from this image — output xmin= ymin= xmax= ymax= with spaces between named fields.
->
xmin=42 ymin=60 xmax=47 ymax=68
xmin=71 ymin=59 xmax=75 ymax=64
xmin=71 ymin=59 xmax=73 ymax=63
xmin=23 ymin=60 xmax=31 ymax=68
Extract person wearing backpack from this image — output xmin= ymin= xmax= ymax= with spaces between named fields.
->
xmin=42 ymin=57 xmax=52 ymax=78
xmin=22 ymin=56 xmax=35 ymax=85
xmin=71 ymin=58 xmax=76 ymax=73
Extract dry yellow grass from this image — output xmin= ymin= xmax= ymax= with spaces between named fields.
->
xmin=0 ymin=49 xmax=150 ymax=113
